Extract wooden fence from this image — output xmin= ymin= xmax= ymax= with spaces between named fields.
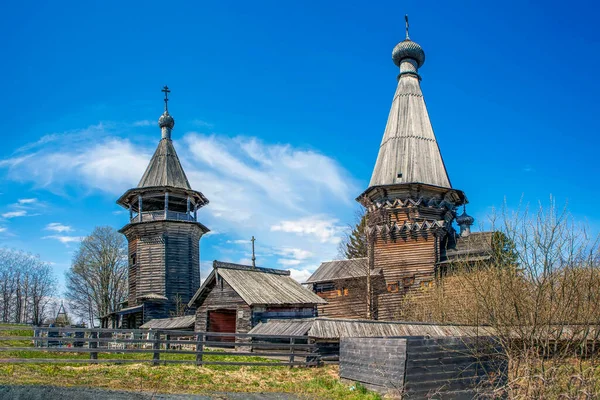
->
xmin=0 ymin=326 xmax=319 ymax=367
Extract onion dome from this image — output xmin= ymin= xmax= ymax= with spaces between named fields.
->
xmin=392 ymin=15 xmax=425 ymax=68
xmin=456 ymin=206 xmax=474 ymax=237
xmin=456 ymin=209 xmax=474 ymax=227
xmin=158 ymin=111 xmax=175 ymax=130
xmin=392 ymin=39 xmax=425 ymax=68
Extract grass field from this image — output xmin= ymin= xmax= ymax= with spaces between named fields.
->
xmin=0 ymin=324 xmax=382 ymax=399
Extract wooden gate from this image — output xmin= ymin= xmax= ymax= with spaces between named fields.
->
xmin=208 ymin=309 xmax=236 ymax=342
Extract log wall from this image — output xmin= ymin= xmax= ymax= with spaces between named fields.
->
xmin=121 ymin=220 xmax=205 ymax=324
xmin=194 ymin=278 xmax=252 ymax=333
xmin=372 ymin=206 xmax=444 ymax=320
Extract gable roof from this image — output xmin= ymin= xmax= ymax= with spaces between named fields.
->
xmin=368 ymin=56 xmax=451 ymax=189
xmin=138 ymin=138 xmax=191 ymax=189
xmin=188 ymin=261 xmax=327 ymax=307
xmin=305 ymin=258 xmax=382 ymax=284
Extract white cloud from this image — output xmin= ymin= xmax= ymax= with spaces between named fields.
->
xmin=132 ymin=120 xmax=154 ymax=127
xmin=278 ymin=259 xmax=302 ymax=266
xmin=271 ymin=216 xmax=343 ymax=244
xmin=2 ymin=126 xmax=359 ymax=272
xmin=18 ymin=198 xmax=37 ymax=205
xmin=226 ymin=239 xmax=251 ymax=245
xmin=45 ymin=223 xmax=73 ymax=233
xmin=42 ymin=235 xmax=84 ymax=244
xmin=0 ymin=227 xmax=7 ymax=233
xmin=2 ymin=210 xmax=27 ymax=219
xmin=288 ymin=268 xmax=313 ymax=283
xmin=277 ymin=247 xmax=313 ymax=260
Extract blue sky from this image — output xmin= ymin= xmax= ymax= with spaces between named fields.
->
xmin=1 ymin=1 xmax=599 ymax=290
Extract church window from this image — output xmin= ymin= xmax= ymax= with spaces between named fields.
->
xmin=131 ymin=253 xmax=137 ymax=266
xmin=337 ymin=287 xmax=349 ymax=297
xmin=315 ymin=283 xmax=335 ymax=293
xmin=387 ymin=282 xmax=399 ymax=292
xmin=402 ymin=277 xmax=415 ymax=287
xmin=420 ymin=281 xmax=433 ymax=289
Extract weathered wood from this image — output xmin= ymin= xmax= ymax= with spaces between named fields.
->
xmin=89 ymin=331 xmax=98 ymax=360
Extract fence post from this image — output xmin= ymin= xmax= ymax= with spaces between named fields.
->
xmin=152 ymin=331 xmax=160 ymax=366
xmin=196 ymin=333 xmax=205 ymax=366
xmin=166 ymin=334 xmax=171 ymax=350
xmin=90 ymin=331 xmax=98 ymax=361
xmin=289 ymin=337 xmax=295 ymax=367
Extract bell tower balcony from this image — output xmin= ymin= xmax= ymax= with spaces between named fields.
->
xmin=117 ymin=186 xmax=209 ymax=225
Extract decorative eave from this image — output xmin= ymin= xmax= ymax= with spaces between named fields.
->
xmin=356 ymin=182 xmax=467 ymax=208
xmin=365 ymin=219 xmax=447 ymax=237
xmin=117 ymin=186 xmax=209 ymax=209
xmin=119 ymin=219 xmax=210 ymax=236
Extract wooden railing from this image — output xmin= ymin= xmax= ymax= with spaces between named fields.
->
xmin=0 ymin=327 xmax=319 ymax=367
xmin=132 ymin=211 xmax=195 ymax=223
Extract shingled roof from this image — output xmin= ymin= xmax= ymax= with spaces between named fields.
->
xmin=138 ymin=138 xmax=191 ymax=189
xmin=305 ymin=258 xmax=382 ymax=284
xmin=368 ymin=34 xmax=451 ymax=189
xmin=188 ymin=261 xmax=327 ymax=307
xmin=441 ymin=231 xmax=494 ymax=264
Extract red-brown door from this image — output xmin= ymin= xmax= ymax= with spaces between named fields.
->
xmin=208 ymin=309 xmax=236 ymax=342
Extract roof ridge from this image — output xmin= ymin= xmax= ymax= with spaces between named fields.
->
xmin=213 ymin=260 xmax=290 ymax=276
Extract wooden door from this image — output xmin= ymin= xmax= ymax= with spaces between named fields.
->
xmin=208 ymin=309 xmax=236 ymax=342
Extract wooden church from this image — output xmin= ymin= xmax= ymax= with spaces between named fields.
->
xmin=307 ymin=18 xmax=492 ymax=320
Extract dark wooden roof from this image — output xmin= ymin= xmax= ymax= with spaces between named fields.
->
xmin=138 ymin=138 xmax=191 ymax=189
xmin=188 ymin=261 xmax=327 ymax=307
xmin=442 ymin=231 xmax=494 ymax=264
xmin=305 ymin=258 xmax=382 ymax=284
xmin=248 ymin=317 xmax=493 ymax=339
xmin=140 ymin=315 xmax=195 ymax=330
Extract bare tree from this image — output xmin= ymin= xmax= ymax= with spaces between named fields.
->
xmin=65 ymin=226 xmax=128 ymax=327
xmin=0 ymin=248 xmax=57 ymax=324
xmin=397 ymin=198 xmax=600 ymax=398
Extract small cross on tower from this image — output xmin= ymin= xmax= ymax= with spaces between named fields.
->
xmin=162 ymin=85 xmax=171 ymax=112
xmin=251 ymin=236 xmax=256 ymax=268
xmin=405 ymin=14 xmax=410 ymax=39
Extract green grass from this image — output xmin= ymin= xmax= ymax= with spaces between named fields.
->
xmin=0 ymin=325 xmax=382 ymax=399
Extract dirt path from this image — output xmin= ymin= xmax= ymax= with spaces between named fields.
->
xmin=0 ymin=385 xmax=303 ymax=399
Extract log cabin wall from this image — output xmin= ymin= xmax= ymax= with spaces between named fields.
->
xmin=123 ymin=220 xmax=204 ymax=319
xmin=314 ymin=278 xmax=385 ymax=319
xmin=194 ymin=278 xmax=251 ymax=333
xmin=370 ymin=205 xmax=445 ymax=321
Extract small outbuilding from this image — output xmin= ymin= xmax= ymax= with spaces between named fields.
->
xmin=187 ymin=261 xmax=327 ymax=335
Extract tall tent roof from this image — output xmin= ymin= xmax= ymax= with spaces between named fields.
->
xmin=137 ymin=138 xmax=192 ymax=189
xmin=368 ymin=25 xmax=451 ymax=189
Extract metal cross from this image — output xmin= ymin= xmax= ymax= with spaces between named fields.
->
xmin=251 ymin=236 xmax=256 ymax=267
xmin=161 ymin=85 xmax=171 ymax=111
xmin=405 ymin=14 xmax=410 ymax=39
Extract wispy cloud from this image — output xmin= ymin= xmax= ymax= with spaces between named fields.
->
xmin=45 ymin=223 xmax=73 ymax=233
xmin=271 ymin=216 xmax=343 ymax=244
xmin=2 ymin=126 xmax=358 ymax=272
xmin=2 ymin=210 xmax=27 ymax=219
xmin=132 ymin=120 xmax=154 ymax=127
xmin=18 ymin=198 xmax=37 ymax=205
xmin=42 ymin=235 xmax=84 ymax=244
xmin=0 ymin=227 xmax=7 ymax=233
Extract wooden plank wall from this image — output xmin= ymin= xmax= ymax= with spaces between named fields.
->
xmin=339 ymin=337 xmax=406 ymax=395
xmin=339 ymin=336 xmax=507 ymax=399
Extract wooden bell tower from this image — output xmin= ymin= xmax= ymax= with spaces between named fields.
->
xmin=116 ymin=86 xmax=210 ymax=327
